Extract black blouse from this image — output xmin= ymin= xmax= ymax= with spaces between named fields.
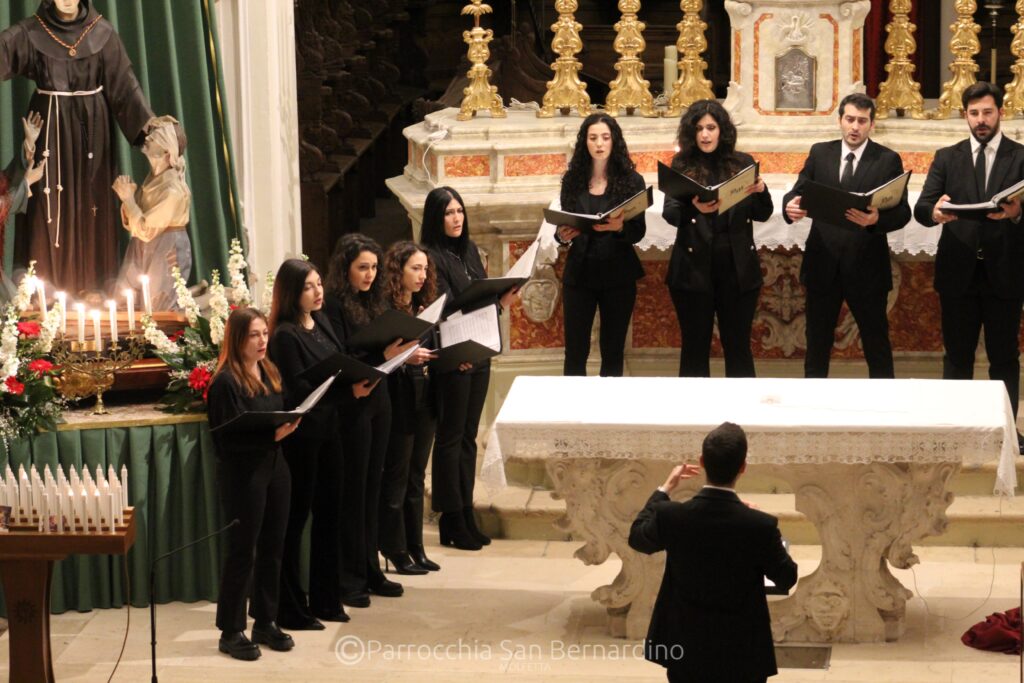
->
xmin=206 ymin=370 xmax=283 ymax=459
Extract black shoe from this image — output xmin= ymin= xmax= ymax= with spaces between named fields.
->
xmin=219 ymin=631 xmax=261 ymax=661
xmin=384 ymin=552 xmax=429 ymax=575
xmin=409 ymin=545 xmax=440 ymax=572
xmin=438 ymin=511 xmax=482 ymax=551
xmin=277 ymin=616 xmax=325 ymax=631
xmin=341 ymin=591 xmax=371 ymax=608
xmin=312 ymin=607 xmax=351 ymax=623
xmin=463 ymin=507 xmax=491 ymax=546
xmin=251 ymin=622 xmax=294 ymax=652
xmin=369 ymin=577 xmax=404 ymax=597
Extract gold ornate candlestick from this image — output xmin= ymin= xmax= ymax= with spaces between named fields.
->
xmin=456 ymin=0 xmax=506 ymax=121
xmin=665 ymin=0 xmax=714 ymax=117
xmin=933 ymin=0 xmax=981 ymax=119
xmin=1004 ymin=0 xmax=1024 ymax=116
xmin=537 ymin=0 xmax=591 ymax=118
xmin=53 ymin=336 xmax=145 ymax=415
xmin=605 ymin=0 xmax=657 ymax=117
xmin=875 ymin=0 xmax=925 ymax=119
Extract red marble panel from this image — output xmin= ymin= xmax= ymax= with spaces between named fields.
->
xmin=631 ymin=150 xmax=676 ymax=173
xmin=504 ymin=153 xmax=568 ymax=177
xmin=509 ymin=240 xmax=565 ymax=350
xmin=898 ymin=151 xmax=935 ymax=175
xmin=749 ymin=152 xmax=812 ymax=174
xmin=853 ymin=28 xmax=862 ymax=83
xmin=444 ymin=155 xmax=490 ymax=178
xmin=633 ymin=262 xmax=680 ymax=348
xmin=889 ymin=260 xmax=943 ymax=352
xmin=734 ymin=30 xmax=742 ymax=83
xmin=426 ymin=151 xmax=437 ymax=179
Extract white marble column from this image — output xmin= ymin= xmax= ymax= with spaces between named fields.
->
xmin=215 ymin=0 xmax=302 ymax=294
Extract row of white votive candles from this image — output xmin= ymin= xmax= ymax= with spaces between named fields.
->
xmin=0 ymin=463 xmax=129 ymax=534
xmin=28 ymin=274 xmax=153 ymax=346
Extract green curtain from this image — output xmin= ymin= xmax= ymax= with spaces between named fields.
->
xmin=0 ymin=0 xmax=243 ymax=284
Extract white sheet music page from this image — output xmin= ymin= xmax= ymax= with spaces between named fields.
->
xmin=439 ymin=304 xmax=501 ymax=352
xmin=296 ymin=373 xmax=338 ymax=412
xmin=417 ymin=294 xmax=447 ymax=324
xmin=504 ymin=239 xmax=540 ymax=280
xmin=377 ymin=343 xmax=421 ymax=374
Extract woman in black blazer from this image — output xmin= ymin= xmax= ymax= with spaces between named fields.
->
xmin=378 ymin=240 xmax=441 ymax=574
xmin=268 ymin=258 xmax=370 ymax=628
xmin=554 ymin=113 xmax=646 ymax=377
xmin=664 ymin=99 xmax=772 ymax=377
xmin=422 ymin=186 xmax=517 ymax=551
xmin=324 ymin=233 xmax=414 ymax=605
xmin=207 ymin=307 xmax=299 ymax=660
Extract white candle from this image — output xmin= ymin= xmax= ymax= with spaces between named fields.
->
xmin=55 ymin=292 xmax=67 ymax=336
xmin=91 ymin=310 xmax=102 ymax=349
xmin=123 ymin=289 xmax=135 ymax=333
xmin=66 ymin=489 xmax=75 ymax=532
xmin=121 ymin=465 xmax=129 ymax=508
xmin=91 ymin=491 xmax=100 ymax=530
xmin=77 ymin=486 xmax=87 ymax=530
xmin=35 ymin=278 xmax=47 ymax=316
xmin=40 ymin=493 xmax=48 ymax=532
xmin=664 ymin=45 xmax=678 ymax=96
xmin=107 ymin=493 xmax=115 ymax=532
xmin=106 ymin=300 xmax=118 ymax=343
xmin=75 ymin=303 xmax=86 ymax=344
xmin=140 ymin=275 xmax=152 ymax=316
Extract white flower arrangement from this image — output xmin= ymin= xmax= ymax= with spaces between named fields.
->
xmin=11 ymin=261 xmax=35 ymax=313
xmin=34 ymin=300 xmax=62 ymax=356
xmin=208 ymin=270 xmax=229 ymax=346
xmin=260 ymin=271 xmax=275 ymax=317
xmin=0 ymin=307 xmax=20 ymax=386
xmin=142 ymin=315 xmax=179 ymax=355
xmin=171 ymin=266 xmax=201 ymax=328
xmin=228 ymin=238 xmax=251 ymax=307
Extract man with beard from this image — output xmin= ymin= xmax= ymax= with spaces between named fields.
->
xmin=915 ymin=81 xmax=1024 ymax=453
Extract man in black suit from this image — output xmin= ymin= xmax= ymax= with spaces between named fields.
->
xmin=783 ymin=93 xmax=912 ymax=378
xmin=629 ymin=422 xmax=797 ymax=683
xmin=914 ymin=82 xmax=1024 ymax=451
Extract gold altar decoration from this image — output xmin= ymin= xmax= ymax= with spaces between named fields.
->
xmin=933 ymin=0 xmax=981 ymax=119
xmin=875 ymin=0 xmax=925 ymax=119
xmin=53 ymin=336 xmax=145 ymax=415
xmin=457 ymin=0 xmax=506 ymax=121
xmin=665 ymin=0 xmax=714 ymax=117
xmin=605 ymin=0 xmax=657 ymax=118
xmin=538 ymin=0 xmax=592 ymax=118
xmin=1004 ymin=0 xmax=1024 ymax=117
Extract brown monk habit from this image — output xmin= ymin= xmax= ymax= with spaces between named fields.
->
xmin=0 ymin=0 xmax=153 ymax=295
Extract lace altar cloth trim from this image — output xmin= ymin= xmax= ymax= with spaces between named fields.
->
xmin=538 ymin=188 xmax=938 ymax=255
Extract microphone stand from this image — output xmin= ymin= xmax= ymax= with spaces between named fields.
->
xmin=150 ymin=519 xmax=239 ymax=683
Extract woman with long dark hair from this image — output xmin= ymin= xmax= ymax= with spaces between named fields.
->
xmin=664 ymin=99 xmax=772 ymax=377
xmin=421 ymin=186 xmax=517 ymax=551
xmin=554 ymin=113 xmax=646 ymax=377
xmin=268 ymin=258 xmax=370 ymax=628
xmin=324 ymin=233 xmax=413 ymax=605
xmin=378 ymin=241 xmax=441 ymax=574
xmin=207 ymin=307 xmax=298 ymax=660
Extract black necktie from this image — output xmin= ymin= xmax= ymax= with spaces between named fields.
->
xmin=975 ymin=142 xmax=988 ymax=198
xmin=840 ymin=152 xmax=855 ymax=190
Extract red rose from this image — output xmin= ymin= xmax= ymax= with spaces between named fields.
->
xmin=168 ymin=329 xmax=185 ymax=342
xmin=5 ymin=376 xmax=24 ymax=395
xmin=16 ymin=321 xmax=41 ymax=338
xmin=28 ymin=359 xmax=54 ymax=376
xmin=188 ymin=366 xmax=212 ymax=393
xmin=229 ymin=304 xmax=238 ymax=311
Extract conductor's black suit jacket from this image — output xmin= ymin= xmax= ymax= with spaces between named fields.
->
xmin=628 ymin=487 xmax=798 ymax=680
xmin=782 ymin=139 xmax=911 ymax=293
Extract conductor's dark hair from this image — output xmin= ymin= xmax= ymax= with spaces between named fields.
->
xmin=962 ymin=81 xmax=1003 ymax=110
xmin=838 ymin=93 xmax=876 ymax=121
xmin=701 ymin=422 xmax=748 ymax=486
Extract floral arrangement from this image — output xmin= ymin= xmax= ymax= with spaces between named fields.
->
xmin=145 ymin=238 xmax=270 ymax=413
xmin=0 ymin=262 xmax=65 ymax=446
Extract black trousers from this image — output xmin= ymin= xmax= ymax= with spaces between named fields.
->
xmin=277 ymin=433 xmax=343 ymax=622
xmin=563 ymin=281 xmax=637 ymax=377
xmin=804 ymin=278 xmax=894 ymax=379
xmin=939 ymin=263 xmax=1023 ymax=418
xmin=339 ymin=386 xmax=392 ymax=594
xmin=431 ymin=365 xmax=490 ymax=512
xmin=379 ymin=404 xmax=436 ymax=555
xmin=215 ymin=451 xmax=290 ymax=633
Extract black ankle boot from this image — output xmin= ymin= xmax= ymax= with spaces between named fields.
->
xmin=409 ymin=544 xmax=440 ymax=571
xmin=438 ymin=511 xmax=482 ymax=551
xmin=384 ymin=552 xmax=429 ymax=575
xmin=463 ymin=507 xmax=491 ymax=546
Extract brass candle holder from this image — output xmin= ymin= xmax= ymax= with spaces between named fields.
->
xmin=1004 ymin=0 xmax=1024 ymax=117
xmin=605 ymin=0 xmax=657 ymax=117
xmin=456 ymin=0 xmax=507 ymax=121
xmin=665 ymin=0 xmax=714 ymax=117
xmin=933 ymin=0 xmax=981 ymax=119
xmin=53 ymin=336 xmax=145 ymax=415
xmin=537 ymin=0 xmax=592 ymax=118
xmin=875 ymin=0 xmax=926 ymax=119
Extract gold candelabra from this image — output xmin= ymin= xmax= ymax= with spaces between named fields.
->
xmin=875 ymin=0 xmax=925 ymax=119
xmin=1004 ymin=0 xmax=1024 ymax=117
xmin=605 ymin=0 xmax=657 ymax=117
xmin=53 ymin=336 xmax=145 ymax=415
xmin=457 ymin=0 xmax=506 ymax=121
xmin=665 ymin=0 xmax=714 ymax=117
xmin=538 ymin=0 xmax=591 ymax=118
xmin=933 ymin=0 xmax=981 ymax=119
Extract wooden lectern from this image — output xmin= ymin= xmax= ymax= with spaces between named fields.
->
xmin=0 ymin=509 xmax=136 ymax=682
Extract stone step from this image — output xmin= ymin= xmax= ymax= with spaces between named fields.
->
xmin=429 ymin=480 xmax=1024 ymax=548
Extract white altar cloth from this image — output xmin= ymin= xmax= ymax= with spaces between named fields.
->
xmin=482 ymin=377 xmax=1017 ymax=496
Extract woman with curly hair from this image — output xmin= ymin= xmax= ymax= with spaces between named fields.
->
xmin=664 ymin=99 xmax=772 ymax=377
xmin=378 ymin=241 xmax=441 ymax=574
xmin=324 ymin=233 xmax=414 ymax=606
xmin=554 ymin=113 xmax=647 ymax=377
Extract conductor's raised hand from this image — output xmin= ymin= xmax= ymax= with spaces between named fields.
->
xmin=931 ymin=194 xmax=957 ymax=224
xmin=990 ymin=196 xmax=1022 ymax=221
xmin=692 ymin=195 xmax=719 ymax=214
xmin=274 ymin=418 xmax=301 ymax=442
xmin=593 ymin=209 xmax=625 ymax=232
xmin=661 ymin=463 xmax=702 ymax=494
xmin=785 ymin=195 xmax=807 ymax=222
xmin=351 ymin=378 xmax=379 ymax=399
